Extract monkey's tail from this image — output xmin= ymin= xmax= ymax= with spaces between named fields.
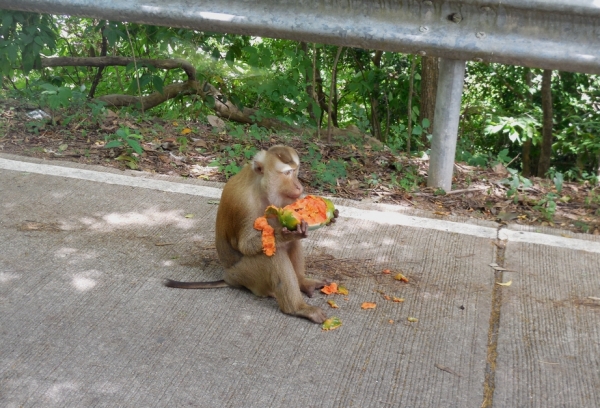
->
xmin=163 ymin=278 xmax=229 ymax=289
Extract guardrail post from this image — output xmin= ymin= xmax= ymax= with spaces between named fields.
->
xmin=427 ymin=58 xmax=466 ymax=192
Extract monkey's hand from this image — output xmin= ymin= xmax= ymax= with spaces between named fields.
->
xmin=326 ymin=209 xmax=340 ymax=225
xmin=281 ymin=220 xmax=309 ymax=240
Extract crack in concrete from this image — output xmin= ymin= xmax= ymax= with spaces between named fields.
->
xmin=482 ymin=225 xmax=507 ymax=408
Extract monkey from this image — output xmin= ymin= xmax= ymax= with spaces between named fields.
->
xmin=164 ymin=145 xmax=337 ymax=323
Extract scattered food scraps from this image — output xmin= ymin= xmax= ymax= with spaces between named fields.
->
xmin=394 ymin=273 xmax=409 ymax=282
xmin=361 ymin=302 xmax=377 ymax=309
xmin=496 ymin=280 xmax=512 ymax=286
xmin=327 ymin=300 xmax=339 ymax=309
xmin=337 ymin=285 xmax=349 ymax=295
xmin=322 ymin=316 xmax=342 ymax=331
xmin=392 ymin=297 xmax=405 ymax=303
xmin=321 ymin=282 xmax=338 ymax=295
xmin=407 ymin=317 xmax=418 ymax=322
xmin=382 ymin=269 xmax=391 ymax=274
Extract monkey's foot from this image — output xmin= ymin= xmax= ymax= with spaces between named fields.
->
xmin=295 ymin=304 xmax=327 ymax=324
xmin=300 ymin=277 xmax=329 ymax=298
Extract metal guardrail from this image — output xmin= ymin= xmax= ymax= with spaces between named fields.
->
xmin=1 ymin=0 xmax=598 ymax=190
xmin=2 ymin=0 xmax=598 ymax=75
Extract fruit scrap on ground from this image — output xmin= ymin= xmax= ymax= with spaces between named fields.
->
xmin=327 ymin=300 xmax=339 ymax=308
xmin=394 ymin=273 xmax=409 ymax=282
xmin=322 ymin=316 xmax=342 ymax=331
xmin=321 ymin=282 xmax=338 ymax=295
xmin=361 ymin=302 xmax=377 ymax=309
xmin=253 ymin=216 xmax=276 ymax=256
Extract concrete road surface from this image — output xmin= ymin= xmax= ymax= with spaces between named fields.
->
xmin=1 ymin=153 xmax=599 ymax=407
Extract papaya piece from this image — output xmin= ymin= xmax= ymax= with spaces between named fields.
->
xmin=253 ymin=216 xmax=276 ymax=256
xmin=255 ymin=196 xmax=337 ymax=256
xmin=265 ymin=195 xmax=336 ymax=231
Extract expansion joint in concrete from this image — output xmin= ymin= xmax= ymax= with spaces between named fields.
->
xmin=482 ymin=226 xmax=507 ymax=407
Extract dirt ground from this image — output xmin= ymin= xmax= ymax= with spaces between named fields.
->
xmin=1 ymin=97 xmax=599 ymax=235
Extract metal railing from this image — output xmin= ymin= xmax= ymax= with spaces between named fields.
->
xmin=1 ymin=0 xmax=598 ymax=190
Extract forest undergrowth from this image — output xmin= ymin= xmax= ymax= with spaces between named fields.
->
xmin=2 ymin=97 xmax=599 ymax=236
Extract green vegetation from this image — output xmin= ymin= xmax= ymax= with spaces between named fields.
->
xmin=0 ymin=10 xmax=599 ymax=231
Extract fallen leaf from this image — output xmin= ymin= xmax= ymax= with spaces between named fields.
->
xmin=207 ymin=115 xmax=226 ymax=129
xmin=394 ymin=273 xmax=409 ymax=282
xmin=327 ymin=300 xmax=339 ymax=309
xmin=496 ymin=280 xmax=512 ymax=286
xmin=382 ymin=269 xmax=391 ymax=274
xmin=337 ymin=285 xmax=349 ymax=295
xmin=58 ymin=143 xmax=68 ymax=151
xmin=172 ymin=121 xmax=179 ymax=126
xmin=193 ymin=139 xmax=208 ymax=148
xmin=321 ymin=282 xmax=338 ymax=295
xmin=392 ymin=297 xmax=405 ymax=303
xmin=322 ymin=316 xmax=342 ymax=331
xmin=407 ymin=317 xmax=418 ymax=322
xmin=435 ymin=363 xmax=462 ymax=377
xmin=18 ymin=221 xmax=61 ymax=231
xmin=361 ymin=302 xmax=376 ymax=309
xmin=489 ymin=263 xmax=508 ymax=271
xmin=181 ymin=127 xmax=192 ymax=135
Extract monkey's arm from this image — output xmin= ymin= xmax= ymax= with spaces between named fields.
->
xmin=235 ymin=219 xmax=266 ymax=256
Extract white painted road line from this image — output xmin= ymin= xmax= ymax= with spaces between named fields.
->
xmin=2 ymin=157 xmax=600 ymax=253
xmin=0 ymin=157 xmax=222 ymax=198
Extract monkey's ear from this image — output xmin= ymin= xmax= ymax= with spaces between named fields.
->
xmin=252 ymin=150 xmax=267 ymax=174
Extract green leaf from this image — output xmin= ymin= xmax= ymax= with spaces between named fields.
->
xmin=104 ymin=140 xmax=123 ymax=149
xmin=2 ymin=13 xmax=13 ymax=29
xmin=152 ymin=75 xmax=164 ymax=94
xmin=126 ymin=138 xmax=143 ymax=154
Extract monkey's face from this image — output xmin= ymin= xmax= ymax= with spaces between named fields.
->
xmin=261 ymin=146 xmax=303 ymax=207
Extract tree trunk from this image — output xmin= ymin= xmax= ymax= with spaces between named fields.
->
xmin=327 ymin=46 xmax=344 ymax=143
xmin=370 ymin=50 xmax=383 ymax=141
xmin=299 ymin=42 xmax=332 ymax=129
xmin=419 ymin=56 xmax=438 ymax=144
xmin=521 ymin=68 xmax=533 ymax=177
xmin=406 ymin=55 xmax=417 ymax=154
xmin=537 ymin=69 xmax=553 ymax=177
xmin=88 ymin=22 xmax=108 ymax=99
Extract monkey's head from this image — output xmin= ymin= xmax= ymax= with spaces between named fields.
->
xmin=253 ymin=145 xmax=303 ymax=208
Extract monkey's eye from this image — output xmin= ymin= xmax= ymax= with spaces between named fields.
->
xmin=283 ymin=170 xmax=293 ymax=176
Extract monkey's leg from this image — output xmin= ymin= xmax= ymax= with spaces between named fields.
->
xmin=287 ymin=242 xmax=328 ymax=298
xmin=224 ymin=252 xmax=327 ymax=323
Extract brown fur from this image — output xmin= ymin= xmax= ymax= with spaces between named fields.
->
xmin=164 ymin=145 xmax=328 ymax=323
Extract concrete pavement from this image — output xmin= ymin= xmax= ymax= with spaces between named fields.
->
xmin=1 ymin=153 xmax=599 ymax=407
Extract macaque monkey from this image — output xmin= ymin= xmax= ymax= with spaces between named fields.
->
xmin=165 ymin=145 xmax=336 ymax=323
